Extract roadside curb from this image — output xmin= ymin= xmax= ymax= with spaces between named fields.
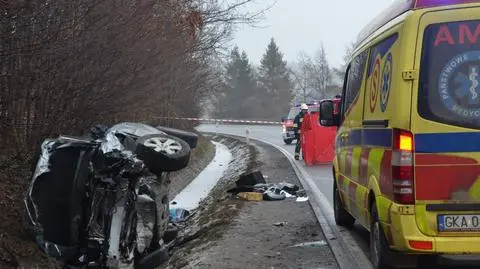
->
xmin=201 ymin=132 xmax=373 ymax=269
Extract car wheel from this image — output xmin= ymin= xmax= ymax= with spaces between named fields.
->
xmin=370 ymin=204 xmax=394 ymax=269
xmin=333 ymin=184 xmax=355 ymax=228
xmin=155 ymin=126 xmax=198 ymax=149
xmin=284 ymin=139 xmax=293 ymax=145
xmin=135 ymin=134 xmax=191 ymax=174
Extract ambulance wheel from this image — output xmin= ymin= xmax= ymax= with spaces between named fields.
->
xmin=370 ymin=204 xmax=394 ymax=269
xmin=284 ymin=139 xmax=292 ymax=145
xmin=333 ymin=184 xmax=355 ymax=228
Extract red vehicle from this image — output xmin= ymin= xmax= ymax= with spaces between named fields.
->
xmin=281 ymin=101 xmax=320 ymax=144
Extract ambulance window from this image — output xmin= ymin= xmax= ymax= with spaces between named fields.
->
xmin=344 ymin=49 xmax=369 ymax=113
xmin=418 ymin=20 xmax=480 ymax=129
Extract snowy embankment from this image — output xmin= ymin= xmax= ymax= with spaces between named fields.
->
xmin=170 ymin=141 xmax=232 ymax=211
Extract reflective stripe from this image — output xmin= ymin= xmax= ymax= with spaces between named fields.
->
xmin=293 ymin=124 xmax=298 ymax=127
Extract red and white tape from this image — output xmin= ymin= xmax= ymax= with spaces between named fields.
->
xmin=156 ymin=116 xmax=282 ymax=125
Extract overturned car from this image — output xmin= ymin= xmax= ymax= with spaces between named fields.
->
xmin=24 ymin=122 xmax=198 ymax=269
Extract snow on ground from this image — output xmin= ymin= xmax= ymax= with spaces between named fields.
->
xmin=169 ymin=141 xmax=232 ymax=211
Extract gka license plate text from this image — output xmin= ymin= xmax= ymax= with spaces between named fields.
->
xmin=438 ymin=214 xmax=480 ymax=232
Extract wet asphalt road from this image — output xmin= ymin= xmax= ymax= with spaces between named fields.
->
xmin=196 ymin=123 xmax=479 ymax=269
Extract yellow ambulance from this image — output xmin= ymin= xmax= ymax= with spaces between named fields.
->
xmin=319 ymin=0 xmax=480 ymax=268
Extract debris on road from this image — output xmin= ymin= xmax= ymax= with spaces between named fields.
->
xmin=290 ymin=241 xmax=328 ymax=248
xmin=227 ymin=171 xmax=309 ymax=202
xmin=296 ymin=196 xmax=309 ymax=202
xmin=263 ymin=186 xmax=287 ymax=201
xmin=238 ymin=192 xmax=263 ymax=201
xmin=161 ymin=135 xmax=257 ymax=269
xmin=169 ymin=208 xmax=191 ymax=223
xmin=236 ymin=170 xmax=266 ymax=186
xmin=160 ymin=135 xmax=339 ymax=269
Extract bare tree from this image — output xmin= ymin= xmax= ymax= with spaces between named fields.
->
xmin=289 ymin=52 xmax=314 ymax=102
xmin=0 ymin=0 xmax=269 ymax=266
xmin=332 ymin=41 xmax=356 ymax=86
xmin=291 ymin=44 xmax=336 ymax=102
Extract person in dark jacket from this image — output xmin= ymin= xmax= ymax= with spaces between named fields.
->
xmin=293 ymin=103 xmax=309 ymax=160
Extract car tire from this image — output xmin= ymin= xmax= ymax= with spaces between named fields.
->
xmin=135 ymin=134 xmax=191 ymax=174
xmin=370 ymin=203 xmax=394 ymax=269
xmin=155 ymin=126 xmax=198 ymax=149
xmin=333 ymin=184 xmax=355 ymax=228
xmin=284 ymin=139 xmax=293 ymax=145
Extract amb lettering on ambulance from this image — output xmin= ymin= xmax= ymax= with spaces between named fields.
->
xmin=320 ymin=0 xmax=480 ymax=267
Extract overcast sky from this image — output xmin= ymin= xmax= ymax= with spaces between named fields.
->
xmin=233 ymin=0 xmax=397 ymax=68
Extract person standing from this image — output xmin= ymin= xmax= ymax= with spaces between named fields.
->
xmin=293 ymin=103 xmax=308 ymax=160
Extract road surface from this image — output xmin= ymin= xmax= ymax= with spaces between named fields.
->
xmin=197 ymin=124 xmax=371 ymax=267
xmin=197 ymin=123 xmax=479 ymax=269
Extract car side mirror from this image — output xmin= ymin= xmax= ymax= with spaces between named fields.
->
xmin=319 ymin=100 xmax=335 ymax=127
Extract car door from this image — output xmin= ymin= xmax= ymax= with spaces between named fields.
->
xmin=337 ymin=49 xmax=370 ymax=219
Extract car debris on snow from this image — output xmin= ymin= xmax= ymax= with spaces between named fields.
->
xmin=169 ymin=208 xmax=191 ymax=223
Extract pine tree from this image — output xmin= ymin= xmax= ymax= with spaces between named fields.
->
xmin=216 ymin=46 xmax=257 ymax=119
xmin=258 ymin=38 xmax=293 ymax=119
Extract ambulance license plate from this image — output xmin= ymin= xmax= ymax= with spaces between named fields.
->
xmin=438 ymin=214 xmax=480 ymax=232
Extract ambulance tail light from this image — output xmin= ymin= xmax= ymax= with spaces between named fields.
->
xmin=392 ymin=129 xmax=415 ymax=205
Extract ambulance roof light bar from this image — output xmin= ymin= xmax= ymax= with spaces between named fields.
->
xmin=415 ymin=0 xmax=480 ymax=8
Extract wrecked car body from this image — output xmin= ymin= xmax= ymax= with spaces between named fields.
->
xmin=24 ymin=122 xmax=198 ymax=268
